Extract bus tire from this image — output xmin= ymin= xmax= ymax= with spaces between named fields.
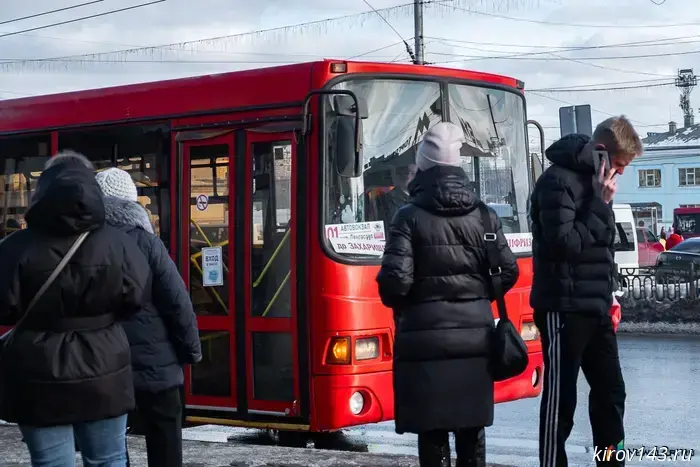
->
xmin=277 ymin=430 xmax=309 ymax=448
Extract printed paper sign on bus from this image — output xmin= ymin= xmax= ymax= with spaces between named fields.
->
xmin=504 ymin=233 xmax=533 ymax=254
xmin=325 ymin=221 xmax=386 ymax=256
xmin=325 ymin=222 xmax=386 ymax=242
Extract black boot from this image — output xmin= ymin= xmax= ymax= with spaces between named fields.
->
xmin=455 ymin=427 xmax=486 ymax=467
xmin=418 ymin=430 xmax=451 ymax=467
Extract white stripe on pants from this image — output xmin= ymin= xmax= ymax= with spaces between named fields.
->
xmin=543 ymin=312 xmax=561 ymax=467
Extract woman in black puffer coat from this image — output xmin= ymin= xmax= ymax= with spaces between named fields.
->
xmin=0 ymin=151 xmax=150 ymax=466
xmin=377 ymin=122 xmax=519 ymax=467
xmin=95 ymin=167 xmax=202 ymax=467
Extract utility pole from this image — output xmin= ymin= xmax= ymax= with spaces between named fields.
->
xmin=413 ymin=0 xmax=424 ymax=65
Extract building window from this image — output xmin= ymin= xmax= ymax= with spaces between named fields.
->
xmin=638 ymin=169 xmax=661 ymax=187
xmin=680 ymin=204 xmax=700 ymax=208
xmin=679 ymin=167 xmax=700 ymax=186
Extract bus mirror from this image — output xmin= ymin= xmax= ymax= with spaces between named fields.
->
xmin=300 ymin=89 xmax=366 ymax=178
xmin=332 ymin=95 xmax=366 ymax=178
xmin=335 ymin=116 xmax=364 ymax=178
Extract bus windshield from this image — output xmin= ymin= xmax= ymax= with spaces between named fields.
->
xmin=675 ymin=212 xmax=700 ymax=235
xmin=322 ymin=78 xmax=530 ymax=258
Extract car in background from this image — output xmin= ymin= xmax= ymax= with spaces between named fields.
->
xmin=613 ymin=204 xmax=639 ymax=272
xmin=655 ymin=237 xmax=700 ymax=282
xmin=636 ymin=227 xmax=665 ymax=268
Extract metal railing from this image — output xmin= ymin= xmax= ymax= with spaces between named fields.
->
xmin=617 ymin=265 xmax=700 ymax=301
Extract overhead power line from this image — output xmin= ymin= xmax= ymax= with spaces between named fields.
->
xmin=361 ymin=0 xmax=416 ymax=63
xmin=0 ymin=0 xmax=550 ymax=71
xmin=528 ymin=82 xmax=675 ymax=92
xmin=0 ymin=0 xmax=105 ymax=26
xmin=428 ymin=34 xmax=700 ymax=51
xmin=0 ymin=0 xmax=166 ymax=40
xmin=431 ymin=1 xmax=700 ymax=29
xmin=434 ymin=47 xmax=700 ymax=63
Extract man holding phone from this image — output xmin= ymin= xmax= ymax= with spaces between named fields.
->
xmin=529 ymin=116 xmax=643 ymax=467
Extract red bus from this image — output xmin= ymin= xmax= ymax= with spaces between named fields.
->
xmin=0 ymin=59 xmax=543 ymax=437
xmin=673 ymin=207 xmax=700 ymax=239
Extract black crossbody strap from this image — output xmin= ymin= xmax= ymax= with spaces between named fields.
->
xmin=14 ymin=231 xmax=90 ymax=330
xmin=477 ymin=202 xmax=508 ymax=322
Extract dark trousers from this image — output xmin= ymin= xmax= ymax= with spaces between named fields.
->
xmin=126 ymin=386 xmax=184 ymax=467
xmin=534 ymin=311 xmax=626 ymax=467
xmin=417 ymin=427 xmax=485 ymax=467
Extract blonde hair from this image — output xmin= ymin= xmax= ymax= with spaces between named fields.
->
xmin=593 ymin=115 xmax=643 ymax=163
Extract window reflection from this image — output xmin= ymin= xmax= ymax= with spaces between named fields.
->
xmin=449 ymin=85 xmax=529 ymax=234
xmin=58 ymin=125 xmax=170 ymax=247
xmin=0 ymin=135 xmax=50 ymax=237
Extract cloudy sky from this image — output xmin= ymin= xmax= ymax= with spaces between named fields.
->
xmin=0 ymin=0 xmax=695 ymax=147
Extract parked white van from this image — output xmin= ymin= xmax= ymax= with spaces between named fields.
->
xmin=613 ymin=204 xmax=639 ymax=272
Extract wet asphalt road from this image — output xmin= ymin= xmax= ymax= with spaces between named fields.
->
xmin=202 ymin=334 xmax=700 ymax=466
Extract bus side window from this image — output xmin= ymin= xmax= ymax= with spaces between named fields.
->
xmin=58 ymin=124 xmax=171 ymax=248
xmin=0 ymin=134 xmax=51 ymax=236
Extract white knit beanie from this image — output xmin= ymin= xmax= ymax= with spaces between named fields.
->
xmin=415 ymin=122 xmax=465 ymax=171
xmin=95 ymin=167 xmax=138 ymax=202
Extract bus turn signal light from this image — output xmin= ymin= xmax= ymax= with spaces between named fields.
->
xmin=520 ymin=322 xmax=539 ymax=341
xmin=326 ymin=337 xmax=351 ymax=364
xmin=355 ymin=337 xmax=379 ymax=361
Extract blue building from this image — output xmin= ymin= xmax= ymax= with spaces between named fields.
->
xmin=614 ymin=121 xmax=700 ymax=233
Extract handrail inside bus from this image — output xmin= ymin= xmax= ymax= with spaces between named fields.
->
xmin=261 ymin=270 xmax=291 ymax=317
xmin=253 ymin=228 xmax=290 ymax=288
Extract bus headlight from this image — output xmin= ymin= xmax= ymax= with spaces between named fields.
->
xmin=355 ymin=337 xmax=379 ymax=361
xmin=520 ymin=322 xmax=539 ymax=341
xmin=326 ymin=337 xmax=350 ymax=364
xmin=349 ymin=391 xmax=364 ymax=415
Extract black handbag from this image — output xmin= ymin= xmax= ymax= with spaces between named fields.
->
xmin=0 ymin=231 xmax=90 ymax=359
xmin=477 ymin=202 xmax=529 ymax=382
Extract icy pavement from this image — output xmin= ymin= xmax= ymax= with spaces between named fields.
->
xmin=0 ymin=425 xmax=510 ymax=466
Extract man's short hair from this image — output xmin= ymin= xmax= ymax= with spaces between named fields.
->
xmin=592 ymin=115 xmax=643 ymax=163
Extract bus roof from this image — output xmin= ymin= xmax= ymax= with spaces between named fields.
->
xmin=674 ymin=207 xmax=700 ymax=214
xmin=0 ymin=60 xmax=521 ymax=135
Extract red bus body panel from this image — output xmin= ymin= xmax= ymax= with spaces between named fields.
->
xmin=0 ymin=59 xmax=542 ymax=432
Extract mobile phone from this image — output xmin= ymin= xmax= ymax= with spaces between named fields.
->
xmin=593 ymin=148 xmax=610 ymax=174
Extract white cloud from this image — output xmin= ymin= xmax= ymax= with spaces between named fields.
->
xmin=0 ymin=0 xmax=696 ymax=147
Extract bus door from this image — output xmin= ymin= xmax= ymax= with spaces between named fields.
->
xmin=179 ymin=132 xmax=238 ymax=413
xmin=243 ymin=129 xmax=299 ymax=418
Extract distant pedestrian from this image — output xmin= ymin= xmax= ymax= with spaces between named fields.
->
xmin=377 ymin=122 xmax=519 ymax=467
xmin=0 ymin=151 xmax=149 ymax=467
xmin=666 ymin=225 xmax=683 ymax=250
xmin=659 ymin=227 xmax=666 ymax=240
xmin=530 ymin=116 xmax=642 ymax=467
xmin=95 ymin=168 xmax=202 ymax=467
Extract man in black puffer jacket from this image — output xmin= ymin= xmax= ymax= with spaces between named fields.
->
xmin=530 ymin=116 xmax=642 ymax=467
xmin=377 ymin=122 xmax=519 ymax=467
xmin=96 ymin=167 xmax=202 ymax=467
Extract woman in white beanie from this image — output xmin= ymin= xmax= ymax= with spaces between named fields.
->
xmin=95 ymin=167 xmax=202 ymax=467
xmin=377 ymin=122 xmax=519 ymax=467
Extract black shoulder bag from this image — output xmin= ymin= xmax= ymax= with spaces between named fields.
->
xmin=0 ymin=231 xmax=90 ymax=360
xmin=477 ymin=202 xmax=529 ymax=382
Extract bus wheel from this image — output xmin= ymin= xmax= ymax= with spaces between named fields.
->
xmin=313 ymin=431 xmax=365 ymax=451
xmin=277 ymin=430 xmax=309 ymax=448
